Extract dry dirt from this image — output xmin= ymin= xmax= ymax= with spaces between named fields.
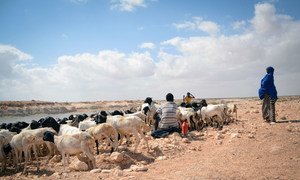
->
xmin=0 ymin=96 xmax=300 ymax=180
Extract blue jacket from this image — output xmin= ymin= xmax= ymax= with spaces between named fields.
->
xmin=258 ymin=67 xmax=278 ymax=100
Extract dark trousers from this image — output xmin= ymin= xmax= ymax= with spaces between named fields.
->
xmin=154 ymin=115 xmax=160 ymax=131
xmin=262 ymin=94 xmax=276 ymax=122
xmin=151 ymin=115 xmax=180 ymax=138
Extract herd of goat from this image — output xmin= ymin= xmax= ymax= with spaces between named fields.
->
xmin=0 ymin=98 xmax=237 ymax=174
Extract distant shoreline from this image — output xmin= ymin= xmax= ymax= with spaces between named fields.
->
xmin=0 ymin=95 xmax=298 ymax=103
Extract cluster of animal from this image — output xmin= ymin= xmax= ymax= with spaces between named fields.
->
xmin=0 ymin=98 xmax=237 ymax=174
xmin=177 ymin=100 xmax=238 ymax=131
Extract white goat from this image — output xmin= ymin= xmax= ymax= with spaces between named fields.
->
xmin=10 ymin=132 xmax=39 ymax=174
xmin=106 ymin=115 xmax=151 ymax=152
xmin=43 ymin=131 xmax=96 ymax=172
xmin=141 ymin=102 xmax=159 ymax=125
xmin=78 ymin=119 xmax=96 ymax=131
xmin=0 ymin=130 xmax=16 ymax=172
xmin=41 ymin=118 xmax=81 ymax=136
xmin=20 ymin=127 xmax=58 ymax=159
xmin=177 ymin=107 xmax=199 ymax=130
xmin=212 ymin=103 xmax=237 ymax=124
xmin=128 ymin=111 xmax=147 ymax=121
xmin=86 ymin=123 xmax=118 ymax=154
xmin=226 ymin=103 xmax=238 ymax=121
xmin=59 ymin=124 xmax=81 ymax=135
xmin=197 ymin=105 xmax=228 ymax=128
xmin=8 ymin=127 xmax=57 ymax=174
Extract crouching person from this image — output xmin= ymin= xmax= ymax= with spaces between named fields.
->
xmin=151 ymin=93 xmax=180 ymax=138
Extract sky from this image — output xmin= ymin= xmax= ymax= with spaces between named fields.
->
xmin=0 ymin=0 xmax=300 ymax=102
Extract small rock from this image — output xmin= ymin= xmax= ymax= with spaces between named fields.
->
xmin=172 ymin=140 xmax=180 ymax=146
xmin=110 ymin=152 xmax=124 ymax=163
xmin=156 ymin=156 xmax=167 ymax=161
xmin=141 ymin=145 xmax=148 ymax=149
xmin=189 ymin=131 xmax=202 ymax=137
xmin=140 ymin=160 xmax=148 ymax=165
xmin=207 ymin=133 xmax=214 ymax=138
xmin=231 ymin=133 xmax=240 ymax=139
xmin=189 ymin=146 xmax=197 ymax=151
xmin=248 ymin=133 xmax=255 ymax=139
xmin=170 ymin=132 xmax=181 ymax=139
xmin=182 ymin=138 xmax=190 ymax=143
xmin=73 ymin=174 xmax=79 ymax=178
xmin=51 ymin=172 xmax=61 ymax=179
xmin=237 ymin=129 xmax=244 ymax=133
xmin=123 ymin=169 xmax=133 ymax=172
xmin=286 ymin=125 xmax=294 ymax=132
xmin=251 ymin=110 xmax=259 ymax=114
xmin=62 ymin=173 xmax=68 ymax=178
xmin=114 ymin=169 xmax=123 ymax=177
xmin=103 ymin=152 xmax=111 ymax=156
xmin=215 ymin=133 xmax=224 ymax=140
xmin=280 ymin=116 xmax=287 ymax=120
xmin=118 ymin=145 xmax=126 ymax=151
xmin=163 ymin=138 xmax=172 ymax=143
xmin=49 ymin=155 xmax=61 ymax=163
xmin=220 ymin=128 xmax=229 ymax=134
xmin=69 ymin=160 xmax=88 ymax=171
xmin=90 ymin=168 xmax=102 ymax=173
xmin=216 ymin=140 xmax=223 ymax=145
xmin=162 ymin=147 xmax=170 ymax=151
xmin=130 ymin=165 xmax=148 ymax=172
xmin=101 ymin=169 xmax=111 ymax=173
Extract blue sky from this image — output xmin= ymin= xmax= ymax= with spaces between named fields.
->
xmin=0 ymin=0 xmax=300 ymax=101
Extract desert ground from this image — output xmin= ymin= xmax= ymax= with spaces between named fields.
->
xmin=0 ymin=96 xmax=299 ymax=180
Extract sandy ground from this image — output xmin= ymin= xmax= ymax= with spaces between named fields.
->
xmin=0 ymin=96 xmax=299 ymax=180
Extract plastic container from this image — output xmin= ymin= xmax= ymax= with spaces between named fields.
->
xmin=182 ymin=120 xmax=188 ymax=136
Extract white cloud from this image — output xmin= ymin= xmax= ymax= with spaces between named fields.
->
xmin=1 ymin=2 xmax=300 ymax=101
xmin=232 ymin=20 xmax=246 ymax=30
xmin=0 ymin=48 xmax=156 ymax=101
xmin=110 ymin=0 xmax=146 ymax=12
xmin=0 ymin=44 xmax=32 ymax=79
xmin=159 ymin=3 xmax=300 ymax=98
xmin=251 ymin=3 xmax=292 ymax=35
xmin=139 ymin=42 xmax=156 ymax=49
xmin=173 ymin=17 xmax=220 ymax=36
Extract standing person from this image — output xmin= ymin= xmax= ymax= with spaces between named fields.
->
xmin=258 ymin=66 xmax=278 ymax=124
xmin=152 ymin=93 xmax=180 ymax=138
xmin=184 ymin=92 xmax=195 ymax=107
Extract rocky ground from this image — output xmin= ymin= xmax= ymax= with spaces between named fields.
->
xmin=0 ymin=96 xmax=299 ymax=180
